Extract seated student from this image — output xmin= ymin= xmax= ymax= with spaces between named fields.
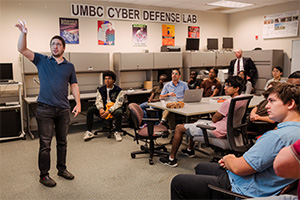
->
xmin=287 ymin=70 xmax=300 ymax=86
xmin=200 ymin=68 xmax=222 ymax=97
xmin=160 ymin=69 xmax=189 ymax=131
xmin=264 ymin=66 xmax=286 ymax=90
xmin=170 ymin=83 xmax=300 ymax=199
xmin=159 ymin=76 xmax=245 ymax=167
xmin=187 ymin=70 xmax=201 ymax=89
xmin=83 ymin=70 xmax=125 ymax=142
xmin=246 ymin=139 xmax=300 ymax=200
xmin=139 ymin=74 xmax=167 ymax=118
xmin=238 ymin=70 xmax=253 ymax=94
xmin=247 ymin=81 xmax=279 ymax=135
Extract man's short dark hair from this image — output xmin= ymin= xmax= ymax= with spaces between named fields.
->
xmin=211 ymin=68 xmax=218 ymax=76
xmin=272 ymin=66 xmax=283 ymax=73
xmin=270 ymin=83 xmax=300 ymax=114
xmin=103 ymin=70 xmax=116 ymax=83
xmin=190 ymin=70 xmax=198 ymax=76
xmin=50 ymin=35 xmax=66 ymax=48
xmin=172 ymin=69 xmax=180 ymax=75
xmin=225 ymin=75 xmax=245 ymax=94
xmin=288 ymin=71 xmax=300 ymax=79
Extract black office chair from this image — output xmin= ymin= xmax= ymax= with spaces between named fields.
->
xmin=193 ymin=95 xmax=253 ymax=156
xmin=128 ymin=103 xmax=169 ymax=165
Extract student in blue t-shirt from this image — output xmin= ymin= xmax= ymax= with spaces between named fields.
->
xmin=171 ymin=82 xmax=300 ymax=199
xmin=16 ymin=20 xmax=81 ymax=188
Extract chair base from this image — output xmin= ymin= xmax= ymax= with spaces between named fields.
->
xmin=131 ymin=145 xmax=169 ymax=165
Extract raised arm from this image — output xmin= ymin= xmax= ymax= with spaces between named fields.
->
xmin=15 ymin=20 xmax=34 ymax=61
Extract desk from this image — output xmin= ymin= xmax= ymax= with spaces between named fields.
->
xmin=147 ymin=95 xmax=264 ymax=121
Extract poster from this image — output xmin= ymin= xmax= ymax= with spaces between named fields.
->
xmin=132 ymin=24 xmax=147 ymax=46
xmin=263 ymin=10 xmax=299 ymax=39
xmin=59 ymin=18 xmax=79 ymax=44
xmin=98 ymin=20 xmax=115 ymax=45
xmin=162 ymin=24 xmax=175 ymax=46
xmin=188 ymin=26 xmax=200 ymax=38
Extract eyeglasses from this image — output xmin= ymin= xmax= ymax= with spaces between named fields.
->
xmin=50 ymin=43 xmax=62 ymax=47
xmin=172 ymin=72 xmax=178 ymax=75
xmin=224 ymin=84 xmax=233 ymax=88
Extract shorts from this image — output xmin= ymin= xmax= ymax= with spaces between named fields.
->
xmin=184 ymin=119 xmax=216 ymax=138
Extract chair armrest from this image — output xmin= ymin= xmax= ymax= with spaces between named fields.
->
xmin=252 ymin=121 xmax=270 ymax=125
xmin=196 ymin=124 xmax=216 ymax=130
xmin=208 ymin=184 xmax=250 ymax=199
xmin=146 ymin=107 xmax=159 ymax=118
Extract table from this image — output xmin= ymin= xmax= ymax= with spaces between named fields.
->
xmin=147 ymin=95 xmax=264 ymax=121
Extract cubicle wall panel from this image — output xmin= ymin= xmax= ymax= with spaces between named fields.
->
xmin=153 ymin=52 xmax=182 ymax=69
xmin=69 ymin=53 xmax=109 ymax=72
xmin=243 ymin=50 xmax=273 ymax=61
xmin=24 ymin=75 xmax=40 ymax=97
xmin=118 ymin=53 xmax=154 ymax=70
xmin=255 ymin=78 xmax=267 ymax=91
xmin=255 ymin=64 xmax=273 ymax=78
xmin=76 ymin=73 xmax=102 ymax=93
xmin=216 ymin=52 xmax=235 ymax=66
xmin=120 ymin=71 xmax=147 ymax=89
xmin=191 ymin=52 xmax=215 ymax=67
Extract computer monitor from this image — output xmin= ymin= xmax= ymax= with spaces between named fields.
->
xmin=0 ymin=63 xmax=13 ymax=82
xmin=207 ymin=38 xmax=218 ymax=50
xmin=223 ymin=37 xmax=233 ymax=49
xmin=186 ymin=38 xmax=199 ymax=51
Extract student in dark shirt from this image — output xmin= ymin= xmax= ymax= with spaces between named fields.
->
xmin=200 ymin=68 xmax=222 ymax=97
xmin=187 ymin=70 xmax=201 ymax=89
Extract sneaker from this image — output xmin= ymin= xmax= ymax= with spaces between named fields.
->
xmin=83 ymin=131 xmax=94 ymax=141
xmin=139 ymin=124 xmax=147 ymax=129
xmin=159 ymin=156 xmax=178 ymax=167
xmin=114 ymin=131 xmax=122 ymax=142
xmin=40 ymin=175 xmax=56 ymax=187
xmin=181 ymin=148 xmax=196 ymax=158
xmin=57 ymin=170 xmax=74 ymax=180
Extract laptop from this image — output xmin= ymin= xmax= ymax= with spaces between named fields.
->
xmin=183 ymin=89 xmax=204 ymax=103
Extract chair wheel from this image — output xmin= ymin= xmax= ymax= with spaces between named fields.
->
xmin=141 ymin=145 xmax=145 ymax=150
xmin=131 ymin=153 xmax=136 ymax=158
xmin=22 ymin=136 xmax=26 ymax=140
xmin=149 ymin=159 xmax=154 ymax=165
xmin=163 ymin=147 xmax=168 ymax=152
xmin=107 ymin=134 xmax=112 ymax=138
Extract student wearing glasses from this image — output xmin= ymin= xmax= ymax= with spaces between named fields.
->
xmin=264 ymin=66 xmax=286 ymax=90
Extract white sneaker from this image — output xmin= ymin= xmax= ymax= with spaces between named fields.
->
xmin=83 ymin=131 xmax=94 ymax=141
xmin=114 ymin=131 xmax=122 ymax=142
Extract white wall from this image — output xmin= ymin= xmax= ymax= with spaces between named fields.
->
xmin=0 ymin=0 xmax=228 ymax=82
xmin=228 ymin=1 xmax=300 ymax=75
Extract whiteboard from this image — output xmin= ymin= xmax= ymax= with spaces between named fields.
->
xmin=291 ymin=40 xmax=300 ymax=73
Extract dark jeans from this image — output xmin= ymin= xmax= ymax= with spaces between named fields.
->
xmin=36 ymin=103 xmax=70 ymax=178
xmin=86 ymin=106 xmax=123 ymax=132
xmin=171 ymin=162 xmax=231 ymax=199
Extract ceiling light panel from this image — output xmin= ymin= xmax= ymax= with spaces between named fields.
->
xmin=207 ymin=0 xmax=254 ymax=8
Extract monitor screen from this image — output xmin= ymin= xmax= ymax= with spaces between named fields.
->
xmin=223 ymin=37 xmax=233 ymax=49
xmin=207 ymin=38 xmax=218 ymax=50
xmin=0 ymin=63 xmax=13 ymax=82
xmin=186 ymin=38 xmax=199 ymax=51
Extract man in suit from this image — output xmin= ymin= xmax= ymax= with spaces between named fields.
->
xmin=229 ymin=49 xmax=257 ymax=85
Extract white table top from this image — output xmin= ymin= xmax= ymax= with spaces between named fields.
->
xmin=147 ymin=95 xmax=265 ymax=117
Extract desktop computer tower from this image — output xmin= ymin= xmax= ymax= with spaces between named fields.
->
xmin=0 ymin=109 xmax=21 ymax=138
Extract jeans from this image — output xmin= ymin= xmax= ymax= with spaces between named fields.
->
xmin=171 ymin=162 xmax=231 ymax=199
xmin=86 ymin=106 xmax=123 ymax=132
xmin=36 ymin=103 xmax=70 ymax=178
xmin=139 ymin=101 xmax=149 ymax=118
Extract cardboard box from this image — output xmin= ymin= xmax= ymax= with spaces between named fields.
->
xmin=143 ymin=81 xmax=152 ymax=89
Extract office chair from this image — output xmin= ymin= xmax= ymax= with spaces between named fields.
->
xmin=128 ymin=103 xmax=169 ymax=165
xmin=193 ymin=95 xmax=253 ymax=157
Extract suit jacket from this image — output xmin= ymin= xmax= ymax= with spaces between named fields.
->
xmin=229 ymin=57 xmax=257 ymax=82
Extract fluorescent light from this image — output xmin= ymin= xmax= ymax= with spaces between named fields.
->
xmin=207 ymin=0 xmax=253 ymax=8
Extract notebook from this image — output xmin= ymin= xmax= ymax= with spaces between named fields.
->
xmin=183 ymin=89 xmax=204 ymax=103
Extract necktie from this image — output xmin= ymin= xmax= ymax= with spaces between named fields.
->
xmin=237 ymin=59 xmax=240 ymax=74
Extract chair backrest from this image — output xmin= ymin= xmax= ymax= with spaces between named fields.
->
xmin=227 ymin=95 xmax=253 ymax=153
xmin=128 ymin=103 xmax=143 ymax=130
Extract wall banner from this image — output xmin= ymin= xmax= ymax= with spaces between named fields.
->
xmin=162 ymin=24 xmax=175 ymax=46
xmin=59 ymin=18 xmax=79 ymax=44
xmin=71 ymin=3 xmax=197 ymax=24
xmin=132 ymin=24 xmax=147 ymax=46
xmin=263 ymin=10 xmax=299 ymax=39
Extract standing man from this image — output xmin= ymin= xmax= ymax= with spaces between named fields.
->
xmin=229 ymin=49 xmax=257 ymax=85
xmin=187 ymin=70 xmax=201 ymax=89
xmin=83 ymin=70 xmax=125 ymax=142
xmin=16 ymin=20 xmax=81 ymax=187
xmin=160 ymin=69 xmax=189 ymax=131
xmin=200 ymin=68 xmax=222 ymax=97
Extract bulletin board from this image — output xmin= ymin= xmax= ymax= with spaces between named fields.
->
xmin=262 ymin=10 xmax=299 ymax=39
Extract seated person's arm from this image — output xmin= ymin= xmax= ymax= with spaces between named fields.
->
xmin=95 ymin=91 xmax=105 ymax=116
xmin=219 ymin=154 xmax=257 ymax=176
xmin=148 ymin=92 xmax=156 ymax=102
xmin=212 ymin=111 xmax=223 ymax=123
xmin=109 ymin=91 xmax=125 ymax=113
xmin=210 ymin=88 xmax=220 ymax=97
xmin=254 ymin=115 xmax=275 ymax=124
xmin=160 ymin=92 xmax=176 ymax=98
xmin=273 ymin=144 xmax=300 ymax=179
